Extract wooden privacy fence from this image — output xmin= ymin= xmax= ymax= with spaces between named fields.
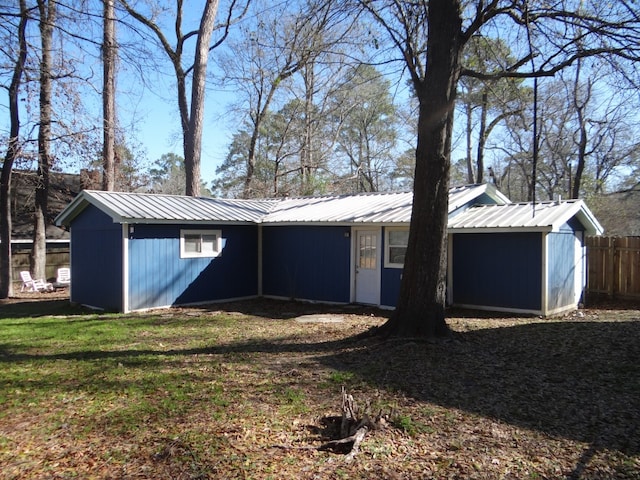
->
xmin=11 ymin=243 xmax=70 ymax=289
xmin=587 ymin=236 xmax=640 ymax=300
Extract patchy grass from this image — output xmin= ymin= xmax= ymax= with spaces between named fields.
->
xmin=0 ymin=298 xmax=639 ymax=479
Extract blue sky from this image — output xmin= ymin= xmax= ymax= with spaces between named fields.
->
xmin=114 ymin=47 xmax=237 ymax=187
xmin=132 ymin=87 xmax=232 ymax=185
xmin=115 ymin=0 xmax=240 ymax=187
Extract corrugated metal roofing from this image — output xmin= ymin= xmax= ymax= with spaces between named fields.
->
xmin=261 ymin=184 xmax=505 ymax=224
xmin=449 ymin=183 xmax=510 ymax=211
xmin=261 ymin=191 xmax=413 ymax=224
xmin=447 ymin=200 xmax=604 ymax=236
xmin=55 ymin=190 xmax=279 ymax=225
xmin=57 ymin=184 xmax=507 ymax=227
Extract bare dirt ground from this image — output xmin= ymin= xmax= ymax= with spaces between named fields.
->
xmin=4 ymin=290 xmax=70 ymax=301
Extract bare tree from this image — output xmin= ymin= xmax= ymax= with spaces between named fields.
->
xmin=332 ymin=64 xmax=398 ymax=192
xmin=218 ymin=0 xmax=360 ymax=197
xmin=363 ymin=0 xmax=640 ymax=338
xmin=120 ymin=0 xmax=249 ymax=196
xmin=498 ymin=63 xmax=640 ymax=202
xmin=0 ymin=0 xmax=29 ymax=298
xmin=457 ymin=37 xmax=528 ymax=184
xmin=223 ymin=1 xmax=322 ymax=197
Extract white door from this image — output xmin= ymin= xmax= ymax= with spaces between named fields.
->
xmin=355 ymin=229 xmax=380 ymax=305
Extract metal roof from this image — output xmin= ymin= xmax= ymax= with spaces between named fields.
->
xmin=55 ymin=190 xmax=278 ymax=226
xmin=447 ymin=199 xmax=604 ymax=236
xmin=262 ymin=191 xmax=413 ymax=224
xmin=55 ymin=184 xmax=507 ymax=227
xmin=260 ymin=184 xmax=507 ymax=224
xmin=449 ymin=183 xmax=510 ymax=211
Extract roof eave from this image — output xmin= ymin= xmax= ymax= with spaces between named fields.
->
xmin=447 ymin=183 xmax=510 ymax=213
xmin=55 ymin=190 xmax=134 ymax=227
xmin=54 ymin=191 xmax=92 ymax=227
xmin=260 ymin=220 xmax=412 ymax=227
xmin=577 ymin=203 xmax=604 ymax=236
xmin=549 ymin=200 xmax=604 ymax=236
xmin=486 ymin=183 xmax=511 ymax=205
xmin=448 ymin=226 xmax=552 ymax=234
xmin=55 ymin=190 xmax=270 ymax=227
xmin=123 ymin=219 xmax=258 ymax=226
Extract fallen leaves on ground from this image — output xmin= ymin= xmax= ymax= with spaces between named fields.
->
xmin=0 ymin=299 xmax=639 ymax=479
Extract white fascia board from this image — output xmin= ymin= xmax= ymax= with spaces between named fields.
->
xmin=259 ymin=221 xmax=409 ymax=227
xmin=122 ymin=223 xmax=129 ymax=314
xmin=447 ymin=226 xmax=552 ymax=234
xmin=448 ymin=184 xmax=510 ymax=213
xmin=55 ymin=191 xmax=126 ymax=226
xmin=54 ymin=193 xmax=90 ymax=226
xmin=575 ymin=205 xmax=604 ymax=236
xmin=122 ymin=219 xmax=258 ymax=226
xmin=548 ymin=201 xmax=604 ymax=236
xmin=483 ymin=182 xmax=511 ymax=204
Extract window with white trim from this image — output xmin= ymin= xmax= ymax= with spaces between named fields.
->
xmin=180 ymin=229 xmax=222 ymax=258
xmin=385 ymin=228 xmax=409 ymax=268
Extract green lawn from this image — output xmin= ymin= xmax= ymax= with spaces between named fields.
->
xmin=1 ymin=298 xmax=639 ymax=479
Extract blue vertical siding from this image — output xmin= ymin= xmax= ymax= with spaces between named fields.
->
xmin=262 ymin=226 xmax=351 ymax=303
xmin=128 ymin=224 xmax=258 ymax=310
xmin=70 ymin=206 xmax=123 ymax=311
xmin=547 ymin=231 xmax=575 ymax=310
xmin=452 ymin=232 xmax=542 ymax=310
xmin=546 ymin=221 xmax=583 ymax=311
xmin=380 ymin=268 xmax=401 ymax=307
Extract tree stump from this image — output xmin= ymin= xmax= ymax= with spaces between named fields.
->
xmin=272 ymin=387 xmax=390 ymax=461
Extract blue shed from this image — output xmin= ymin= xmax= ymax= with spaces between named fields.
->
xmin=55 ymin=191 xmax=274 ymax=312
xmin=447 ymin=200 xmax=603 ymax=316
xmin=55 ymin=185 xmax=601 ymax=315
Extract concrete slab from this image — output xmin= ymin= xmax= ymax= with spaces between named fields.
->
xmin=294 ymin=314 xmax=345 ymax=323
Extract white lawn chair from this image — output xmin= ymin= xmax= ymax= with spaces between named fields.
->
xmin=53 ymin=267 xmax=70 ymax=289
xmin=20 ymin=271 xmax=53 ymax=292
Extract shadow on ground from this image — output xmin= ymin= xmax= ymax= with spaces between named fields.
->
xmin=173 ymin=297 xmax=388 ymax=320
xmin=322 ymin=318 xmax=640 ymax=458
xmin=0 ymin=298 xmax=82 ymax=318
xmin=1 ymin=297 xmax=638 ymax=459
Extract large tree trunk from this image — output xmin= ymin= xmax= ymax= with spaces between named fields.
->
xmin=185 ymin=0 xmax=220 ymax=197
xmin=102 ymin=0 xmax=117 ymax=191
xmin=0 ymin=0 xmax=28 ymax=299
xmin=380 ymin=0 xmax=462 ymax=338
xmin=32 ymin=0 xmax=56 ymax=281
